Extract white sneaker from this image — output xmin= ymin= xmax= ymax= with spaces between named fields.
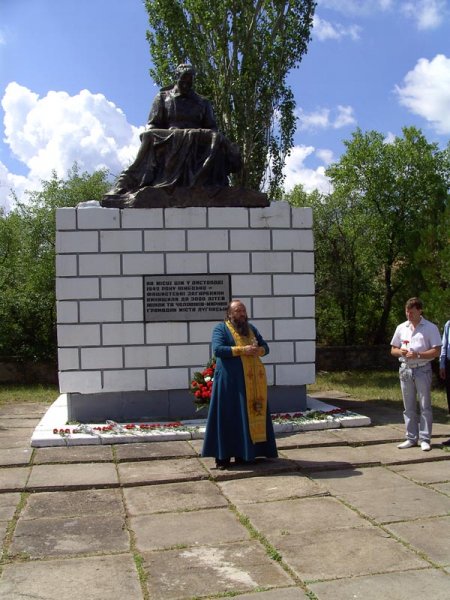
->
xmin=397 ymin=440 xmax=417 ymax=449
xmin=420 ymin=441 xmax=431 ymax=451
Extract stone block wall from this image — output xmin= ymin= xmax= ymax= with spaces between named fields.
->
xmin=55 ymin=201 xmax=315 ymax=419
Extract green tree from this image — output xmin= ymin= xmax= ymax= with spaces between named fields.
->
xmin=144 ymin=0 xmax=315 ymax=198
xmin=0 ymin=166 xmax=110 ymax=361
xmin=288 ymin=127 xmax=450 ymax=345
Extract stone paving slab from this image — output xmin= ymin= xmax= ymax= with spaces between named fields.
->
xmin=200 ymin=456 xmax=298 ymax=480
xmin=431 ymin=422 xmax=450 ymax=436
xmin=388 ymin=460 xmax=450 ymax=484
xmin=274 ymin=527 xmax=429 ymax=581
xmin=308 ymin=466 xmax=420 ymax=493
xmin=231 ymin=588 xmax=309 ymax=599
xmin=117 ymin=457 xmax=207 ymax=486
xmin=123 ymin=480 xmax=228 ymax=515
xmin=26 ymin=462 xmax=118 ymax=491
xmin=21 ymin=488 xmax=124 ymax=519
xmin=385 ymin=516 xmax=450 ymax=565
xmin=0 ymin=554 xmax=143 ymax=600
xmin=432 ymin=482 xmax=450 ymax=495
xmin=285 ymin=442 xmax=450 ymax=471
xmin=329 ymin=424 xmax=404 ymax=444
xmin=282 ymin=445 xmax=381 ymax=470
xmin=0 ymin=467 xmax=30 ymax=492
xmin=218 ymin=473 xmax=327 ymax=505
xmin=308 ymin=568 xmax=450 ymax=600
xmin=0 ymin=435 xmax=34 ymax=450
xmin=0 ymin=492 xmax=20 ymax=520
xmin=142 ymin=541 xmax=293 ymax=599
xmin=0 ymin=448 xmax=32 ymax=467
xmin=330 ymin=482 xmax=450 ymax=523
xmin=0 ymin=403 xmax=49 ymax=417
xmin=132 ymin=507 xmax=249 ymax=551
xmin=276 ymin=429 xmax=344 ymax=449
xmin=114 ymin=440 xmax=196 ymax=461
xmin=9 ymin=514 xmax=129 ymax=558
xmin=238 ymin=496 xmax=372 ymax=538
xmin=0 ymin=418 xmax=42 ymax=429
xmin=33 ymin=445 xmax=113 ymax=464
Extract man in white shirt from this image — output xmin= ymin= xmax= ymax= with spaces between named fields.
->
xmin=390 ymin=297 xmax=441 ymax=451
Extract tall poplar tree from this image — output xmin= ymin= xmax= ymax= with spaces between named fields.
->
xmin=144 ymin=0 xmax=315 ymax=197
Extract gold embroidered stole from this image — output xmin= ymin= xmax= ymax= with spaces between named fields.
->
xmin=225 ymin=320 xmax=268 ymax=443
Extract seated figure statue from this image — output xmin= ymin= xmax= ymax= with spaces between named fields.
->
xmin=102 ymin=64 xmax=242 ymax=205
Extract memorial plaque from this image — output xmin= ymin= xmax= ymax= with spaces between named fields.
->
xmin=144 ymin=274 xmax=231 ymax=322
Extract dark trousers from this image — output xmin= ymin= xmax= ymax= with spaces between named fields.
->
xmin=445 ymin=359 xmax=450 ymax=414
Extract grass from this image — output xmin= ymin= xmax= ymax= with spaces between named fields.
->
xmin=0 ymin=384 xmax=58 ymax=406
xmin=308 ymin=369 xmax=449 ymax=421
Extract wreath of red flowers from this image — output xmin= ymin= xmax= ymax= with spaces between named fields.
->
xmin=190 ymin=357 xmax=216 ymax=410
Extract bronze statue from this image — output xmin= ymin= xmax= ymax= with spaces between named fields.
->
xmin=101 ymin=64 xmax=268 ymax=208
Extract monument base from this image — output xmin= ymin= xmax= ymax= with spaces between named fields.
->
xmin=67 ymin=386 xmax=307 ymax=423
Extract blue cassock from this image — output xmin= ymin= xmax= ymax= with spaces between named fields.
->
xmin=201 ymin=322 xmax=278 ymax=461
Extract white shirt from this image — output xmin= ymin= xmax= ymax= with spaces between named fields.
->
xmin=391 ymin=317 xmax=442 ymax=366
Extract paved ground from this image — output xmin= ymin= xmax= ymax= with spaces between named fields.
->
xmin=0 ymin=399 xmax=449 ymax=600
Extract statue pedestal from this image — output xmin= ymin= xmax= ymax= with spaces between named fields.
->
xmin=56 ymin=201 xmax=315 ymax=422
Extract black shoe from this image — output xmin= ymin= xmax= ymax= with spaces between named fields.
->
xmin=234 ymin=457 xmax=245 ymax=465
xmin=215 ymin=458 xmax=231 ymax=470
xmin=441 ymin=439 xmax=450 ymax=447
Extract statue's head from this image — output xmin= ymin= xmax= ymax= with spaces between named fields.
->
xmin=175 ymin=64 xmax=196 ymax=95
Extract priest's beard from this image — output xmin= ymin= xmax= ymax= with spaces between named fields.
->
xmin=230 ymin=317 xmax=249 ymax=336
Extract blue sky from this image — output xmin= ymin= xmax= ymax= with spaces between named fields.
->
xmin=0 ymin=0 xmax=449 ymax=210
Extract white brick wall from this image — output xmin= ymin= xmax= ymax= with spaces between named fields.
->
xmin=56 ymin=202 xmax=315 ymax=394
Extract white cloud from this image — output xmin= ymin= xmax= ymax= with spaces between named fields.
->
xmin=400 ymin=0 xmax=447 ymax=30
xmin=297 ymin=105 xmax=356 ymax=131
xmin=395 ymin=54 xmax=450 ymax=134
xmin=0 ymin=82 xmax=142 ymax=211
xmin=283 ymin=145 xmax=333 ymax=194
xmin=318 ymin=0 xmax=393 ymax=16
xmin=313 ymin=15 xmax=361 ymax=41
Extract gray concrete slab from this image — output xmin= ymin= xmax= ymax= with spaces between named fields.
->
xmin=9 ymin=514 xmax=129 ymax=558
xmin=0 ymin=492 xmax=20 ymax=520
xmin=308 ymin=465 xmax=418 ymax=494
xmin=114 ymin=440 xmax=197 ymax=461
xmin=0 ymin=403 xmax=49 ymax=418
xmin=0 ymin=519 xmax=9 ymax=543
xmin=231 ymin=588 xmax=308 ymax=599
xmin=0 ymin=448 xmax=32 ymax=467
xmin=0 ymin=418 xmax=42 ymax=429
xmin=276 ymin=429 xmax=344 ymax=449
xmin=0 ymin=554 xmax=143 ymax=600
xmin=118 ymin=457 xmax=207 ymax=486
xmin=330 ymin=424 xmax=404 ymax=444
xmin=388 ymin=460 xmax=450 ymax=483
xmin=0 ymin=434 xmax=33 ymax=449
xmin=21 ymin=488 xmax=124 ymax=519
xmin=218 ymin=473 xmax=328 ymax=505
xmin=26 ymin=462 xmax=118 ymax=491
xmin=287 ymin=442 xmax=450 ymax=470
xmin=282 ymin=445 xmax=381 ymax=470
xmin=432 ymin=482 xmax=450 ymax=495
xmin=308 ymin=569 xmax=450 ymax=600
xmin=0 ymin=466 xmax=30 ymax=492
xmin=385 ymin=516 xmax=450 ymax=565
xmin=33 ymin=445 xmax=113 ymax=464
xmin=123 ymin=480 xmax=228 ymax=515
xmin=238 ymin=496 xmax=372 ymax=538
xmin=331 ymin=483 xmax=450 ymax=523
xmin=142 ymin=541 xmax=293 ymax=599
xmin=200 ymin=456 xmax=297 ymax=480
xmin=275 ymin=527 xmax=429 ymax=581
xmin=132 ymin=507 xmax=249 ymax=551
xmin=431 ymin=422 xmax=450 ymax=436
